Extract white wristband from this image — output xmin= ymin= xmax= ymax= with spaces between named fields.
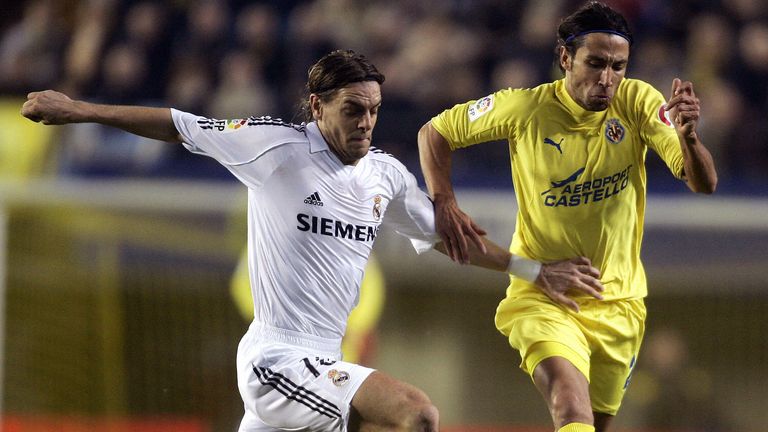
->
xmin=506 ymin=254 xmax=542 ymax=283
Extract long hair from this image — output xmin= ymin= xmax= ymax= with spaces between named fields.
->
xmin=296 ymin=50 xmax=385 ymax=122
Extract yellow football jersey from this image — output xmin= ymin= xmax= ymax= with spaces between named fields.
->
xmin=432 ymin=78 xmax=684 ymax=300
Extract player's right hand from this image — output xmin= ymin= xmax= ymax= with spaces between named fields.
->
xmin=433 ymin=195 xmax=487 ymax=264
xmin=534 ymin=256 xmax=604 ymax=312
xmin=21 ymin=90 xmax=78 ymax=125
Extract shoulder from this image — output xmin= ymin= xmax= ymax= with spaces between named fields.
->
xmin=486 ymin=83 xmax=551 ymax=106
xmin=499 ymin=81 xmax=558 ymax=102
xmin=491 ymin=82 xmax=558 ymax=116
xmin=196 ymin=115 xmax=307 ymax=137
xmin=439 ymin=84 xmax=545 ymax=120
xmin=617 ymin=78 xmax=665 ymax=102
xmin=366 ymin=146 xmax=406 ymax=169
xmin=365 ymin=146 xmax=412 ymax=179
xmin=214 ymin=115 xmax=310 ymax=152
xmin=527 ymin=81 xmax=559 ymax=99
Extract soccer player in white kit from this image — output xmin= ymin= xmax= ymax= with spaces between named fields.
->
xmin=22 ymin=50 xmax=602 ymax=432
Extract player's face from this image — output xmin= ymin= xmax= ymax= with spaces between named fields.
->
xmin=561 ymin=32 xmax=629 ymax=111
xmin=312 ymin=81 xmax=382 ymax=165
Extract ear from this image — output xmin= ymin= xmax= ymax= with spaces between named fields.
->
xmin=309 ymin=94 xmax=322 ymax=120
xmin=559 ymin=46 xmax=572 ymax=72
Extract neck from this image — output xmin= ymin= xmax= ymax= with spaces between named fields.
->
xmin=563 ymin=76 xmax=585 ymax=110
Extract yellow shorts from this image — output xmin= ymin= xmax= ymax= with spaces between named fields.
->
xmin=495 ymin=294 xmax=646 ymax=415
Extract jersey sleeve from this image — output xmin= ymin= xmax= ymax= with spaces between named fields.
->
xmin=384 ymin=168 xmax=440 ymax=254
xmin=430 ymin=89 xmax=517 ymax=150
xmin=634 ymin=82 xmax=686 ymax=179
xmin=171 ymin=109 xmax=296 ymax=188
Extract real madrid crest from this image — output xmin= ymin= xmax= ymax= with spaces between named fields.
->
xmin=372 ymin=195 xmax=382 ymax=221
xmin=605 ymin=118 xmax=625 ymax=144
xmin=327 ymin=369 xmax=350 ymax=387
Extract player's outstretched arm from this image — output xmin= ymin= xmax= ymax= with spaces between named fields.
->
xmin=435 ymin=239 xmax=603 ymax=312
xmin=665 ymin=78 xmax=717 ymax=194
xmin=418 ymin=121 xmax=487 ymax=264
xmin=21 ymin=90 xmax=182 ymax=143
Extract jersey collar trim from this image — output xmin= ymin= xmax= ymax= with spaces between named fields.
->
xmin=555 ymin=79 xmax=605 ymax=125
xmin=305 ymin=122 xmax=330 ymax=154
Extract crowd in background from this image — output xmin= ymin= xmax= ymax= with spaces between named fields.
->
xmin=1 ymin=0 xmax=767 ymax=192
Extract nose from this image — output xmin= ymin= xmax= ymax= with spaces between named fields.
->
xmin=599 ymin=66 xmax=613 ymax=87
xmin=359 ymin=111 xmax=373 ymax=131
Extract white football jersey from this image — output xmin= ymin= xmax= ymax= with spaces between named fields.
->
xmin=172 ymin=110 xmax=438 ymax=340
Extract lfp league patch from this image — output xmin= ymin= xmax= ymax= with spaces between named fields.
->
xmin=605 ymin=118 xmax=625 ymax=144
xmin=223 ymin=119 xmax=248 ymax=132
xmin=468 ymin=95 xmax=494 ymax=122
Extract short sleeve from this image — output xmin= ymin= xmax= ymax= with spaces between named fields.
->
xmin=430 ymin=88 xmax=518 ymax=150
xmin=383 ymin=169 xmax=440 ymax=254
xmin=171 ymin=109 xmax=301 ymax=188
xmin=634 ymin=83 xmax=685 ymax=179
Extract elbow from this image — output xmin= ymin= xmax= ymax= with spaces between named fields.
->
xmin=170 ymin=132 xmax=184 ymax=145
xmin=693 ymin=176 xmax=718 ymax=195
xmin=702 ymin=179 xmax=717 ymax=195
xmin=703 ymin=171 xmax=718 ymax=194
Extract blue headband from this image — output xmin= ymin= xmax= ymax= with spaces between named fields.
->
xmin=564 ymin=29 xmax=632 ymax=45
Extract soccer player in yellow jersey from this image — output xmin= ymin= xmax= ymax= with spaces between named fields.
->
xmin=418 ymin=2 xmax=717 ymax=432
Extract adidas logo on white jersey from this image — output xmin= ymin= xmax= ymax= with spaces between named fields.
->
xmin=304 ymin=192 xmax=324 ymax=207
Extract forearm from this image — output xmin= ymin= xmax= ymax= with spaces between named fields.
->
xmin=417 ymin=122 xmax=456 ymax=202
xmin=435 ymin=237 xmax=509 ymax=271
xmin=434 ymin=238 xmax=540 ymax=281
xmin=680 ymin=132 xmax=717 ymax=194
xmin=77 ymin=102 xmax=182 ymax=143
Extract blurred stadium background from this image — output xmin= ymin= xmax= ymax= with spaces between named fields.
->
xmin=1 ymin=0 xmax=767 ymax=431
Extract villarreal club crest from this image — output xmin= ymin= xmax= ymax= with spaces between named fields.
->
xmin=605 ymin=118 xmax=625 ymax=144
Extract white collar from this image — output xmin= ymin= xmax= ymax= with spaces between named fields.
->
xmin=305 ymin=122 xmax=329 ymax=154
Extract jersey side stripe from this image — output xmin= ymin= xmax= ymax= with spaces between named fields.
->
xmin=254 ymin=366 xmax=342 ymax=419
xmin=195 ymin=116 xmax=305 ymax=132
xmin=247 ymin=116 xmax=306 ymax=131
xmin=255 ymin=367 xmax=341 ymax=418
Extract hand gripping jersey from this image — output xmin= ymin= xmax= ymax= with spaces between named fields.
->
xmin=172 ymin=110 xmax=437 ymax=341
xmin=431 ymin=78 xmax=684 ymax=301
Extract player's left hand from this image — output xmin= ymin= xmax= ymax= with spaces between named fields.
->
xmin=535 ymin=256 xmax=604 ymax=313
xmin=665 ymin=78 xmax=700 ymax=139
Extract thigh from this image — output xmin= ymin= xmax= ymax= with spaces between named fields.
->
xmin=496 ymin=295 xmax=591 ymax=377
xmin=239 ymin=345 xmax=374 ymax=432
xmin=587 ymin=299 xmax=646 ymax=415
xmin=349 ymin=371 xmax=437 ymax=431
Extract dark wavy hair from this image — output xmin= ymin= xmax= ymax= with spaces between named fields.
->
xmin=296 ymin=50 xmax=385 ymax=122
xmin=555 ymin=1 xmax=633 ymax=71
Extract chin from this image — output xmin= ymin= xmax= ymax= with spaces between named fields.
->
xmin=586 ymin=100 xmax=610 ymax=111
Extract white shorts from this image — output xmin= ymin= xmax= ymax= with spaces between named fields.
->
xmin=236 ymin=321 xmax=375 ymax=432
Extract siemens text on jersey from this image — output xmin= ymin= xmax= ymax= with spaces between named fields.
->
xmin=296 ymin=214 xmax=379 ymax=242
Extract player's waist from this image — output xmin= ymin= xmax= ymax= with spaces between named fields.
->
xmin=507 ymin=276 xmax=648 ymax=301
xmin=247 ymin=320 xmax=342 ymax=356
